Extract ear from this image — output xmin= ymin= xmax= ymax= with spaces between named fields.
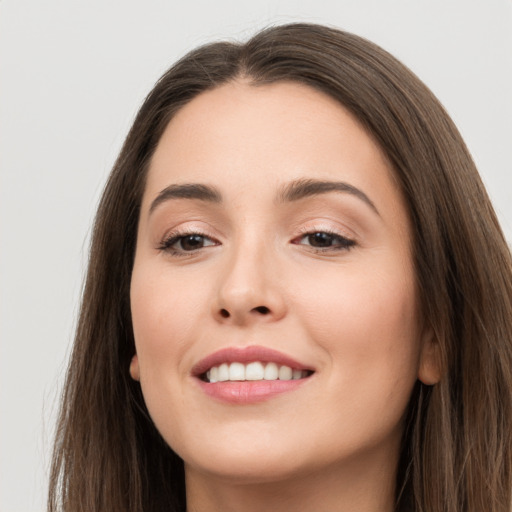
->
xmin=129 ymin=354 xmax=140 ymax=381
xmin=417 ymin=327 xmax=442 ymax=385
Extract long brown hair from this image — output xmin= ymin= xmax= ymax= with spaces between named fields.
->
xmin=48 ymin=23 xmax=512 ymax=512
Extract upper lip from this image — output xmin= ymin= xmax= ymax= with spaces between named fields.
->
xmin=191 ymin=345 xmax=314 ymax=377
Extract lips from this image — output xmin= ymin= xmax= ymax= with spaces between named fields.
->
xmin=192 ymin=345 xmax=314 ymax=378
xmin=192 ymin=346 xmax=315 ymax=404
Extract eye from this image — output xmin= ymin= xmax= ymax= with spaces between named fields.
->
xmin=294 ymin=231 xmax=355 ymax=251
xmin=159 ymin=232 xmax=218 ymax=255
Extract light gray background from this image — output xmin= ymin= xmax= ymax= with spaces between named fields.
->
xmin=1 ymin=1 xmax=511 ymax=510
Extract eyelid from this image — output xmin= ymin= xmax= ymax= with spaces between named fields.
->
xmin=290 ymin=221 xmax=358 ymax=253
xmin=295 ymin=219 xmax=357 ymax=241
xmin=157 ymin=223 xmax=222 ymax=256
xmin=293 ymin=230 xmax=355 ymax=248
xmin=158 ymin=219 xmax=221 ymax=242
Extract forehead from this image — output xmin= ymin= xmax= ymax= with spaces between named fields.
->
xmin=144 ymin=81 xmax=404 ymax=220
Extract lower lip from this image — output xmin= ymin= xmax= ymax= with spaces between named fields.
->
xmin=196 ymin=378 xmax=310 ymax=404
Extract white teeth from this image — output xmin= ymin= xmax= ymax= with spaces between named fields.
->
xmin=218 ymin=363 xmax=229 ymax=382
xmin=264 ymin=362 xmax=278 ymax=380
xmin=246 ymin=361 xmax=265 ymax=380
xmin=229 ymin=362 xmax=245 ymax=381
xmin=204 ymin=361 xmax=310 ymax=383
xmin=278 ymin=365 xmax=293 ymax=381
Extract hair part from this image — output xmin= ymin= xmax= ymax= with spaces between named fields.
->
xmin=48 ymin=23 xmax=512 ymax=512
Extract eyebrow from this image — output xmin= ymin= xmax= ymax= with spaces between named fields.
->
xmin=149 ymin=183 xmax=222 ymax=214
xmin=277 ymin=178 xmax=379 ymax=215
xmin=148 ymin=178 xmax=379 ymax=216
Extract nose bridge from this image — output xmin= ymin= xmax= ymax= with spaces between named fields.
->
xmin=214 ymin=229 xmax=285 ymax=324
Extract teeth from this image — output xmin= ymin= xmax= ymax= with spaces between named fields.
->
xmin=264 ymin=362 xmax=278 ymax=380
xmin=278 ymin=365 xmax=292 ymax=380
xmin=204 ymin=362 xmax=310 ymax=383
xmin=218 ymin=363 xmax=229 ymax=382
xmin=246 ymin=361 xmax=264 ymax=380
xmin=229 ymin=362 xmax=245 ymax=381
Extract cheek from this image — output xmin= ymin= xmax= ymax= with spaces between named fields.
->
xmin=130 ymin=264 xmax=205 ymax=379
xmin=295 ymin=258 xmax=421 ymax=415
xmin=129 ymin=264 xmax=204 ymax=442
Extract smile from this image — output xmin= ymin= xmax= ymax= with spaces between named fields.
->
xmin=204 ymin=361 xmax=312 ymax=383
xmin=193 ymin=346 xmax=315 ymax=403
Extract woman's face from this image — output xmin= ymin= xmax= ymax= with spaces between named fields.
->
xmin=130 ymin=81 xmax=437 ymax=483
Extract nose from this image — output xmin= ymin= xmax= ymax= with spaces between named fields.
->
xmin=213 ymin=242 xmax=287 ymax=325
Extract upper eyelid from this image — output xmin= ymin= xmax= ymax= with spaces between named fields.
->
xmin=161 ymin=231 xmax=219 ymax=246
xmin=160 ymin=222 xmax=220 ymax=240
xmin=156 ymin=225 xmax=221 ymax=253
xmin=295 ymin=221 xmax=357 ymax=241
xmin=156 ymin=215 xmax=359 ymax=244
xmin=296 ymin=228 xmax=351 ymax=238
xmin=158 ymin=222 xmax=356 ymax=239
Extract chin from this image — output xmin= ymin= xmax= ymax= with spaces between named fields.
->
xmin=184 ymin=450 xmax=313 ymax=485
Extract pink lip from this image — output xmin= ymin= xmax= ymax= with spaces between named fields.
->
xmin=197 ymin=379 xmax=310 ymax=404
xmin=191 ymin=345 xmax=315 ymax=405
xmin=191 ymin=345 xmax=313 ymax=377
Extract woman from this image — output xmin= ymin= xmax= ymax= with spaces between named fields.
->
xmin=48 ymin=23 xmax=512 ymax=512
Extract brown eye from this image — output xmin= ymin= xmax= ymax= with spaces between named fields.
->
xmin=296 ymin=231 xmax=355 ymax=251
xmin=179 ymin=235 xmax=208 ymax=251
xmin=160 ymin=232 xmax=218 ymax=254
xmin=307 ymin=232 xmax=335 ymax=247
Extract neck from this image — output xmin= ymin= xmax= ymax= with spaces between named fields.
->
xmin=185 ymin=448 xmax=398 ymax=512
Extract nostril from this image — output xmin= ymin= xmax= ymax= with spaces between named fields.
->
xmin=220 ymin=309 xmax=230 ymax=318
xmin=253 ymin=306 xmax=270 ymax=315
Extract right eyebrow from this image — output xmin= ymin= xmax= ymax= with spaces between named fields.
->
xmin=277 ymin=178 xmax=380 ymax=216
xmin=148 ymin=183 xmax=222 ymax=215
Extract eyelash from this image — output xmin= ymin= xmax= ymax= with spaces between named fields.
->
xmin=292 ymin=228 xmax=356 ymax=253
xmin=158 ymin=229 xmax=219 ymax=257
xmin=158 ymin=228 xmax=356 ymax=257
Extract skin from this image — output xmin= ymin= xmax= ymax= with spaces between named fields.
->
xmin=130 ymin=81 xmax=440 ymax=512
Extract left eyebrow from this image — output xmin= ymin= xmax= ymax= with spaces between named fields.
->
xmin=277 ymin=178 xmax=380 ymax=216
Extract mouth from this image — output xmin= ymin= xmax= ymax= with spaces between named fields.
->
xmin=192 ymin=346 xmax=315 ymax=403
xmin=202 ymin=361 xmax=314 ymax=383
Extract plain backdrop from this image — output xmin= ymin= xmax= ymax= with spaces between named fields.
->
xmin=1 ymin=1 xmax=511 ymax=510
